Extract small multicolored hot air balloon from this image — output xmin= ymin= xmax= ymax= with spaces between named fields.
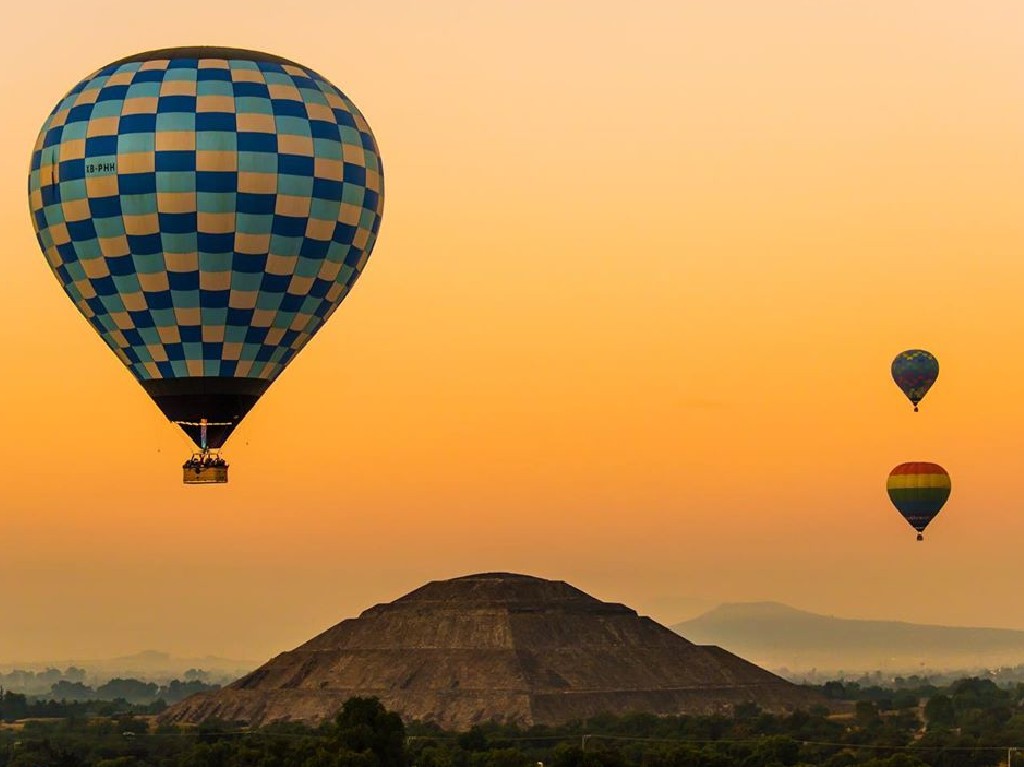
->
xmin=891 ymin=349 xmax=939 ymax=412
xmin=886 ymin=462 xmax=951 ymax=541
xmin=27 ymin=47 xmax=384 ymax=483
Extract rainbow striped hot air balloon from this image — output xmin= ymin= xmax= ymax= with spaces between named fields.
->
xmin=891 ymin=349 xmax=939 ymax=412
xmin=886 ymin=462 xmax=951 ymax=541
xmin=27 ymin=47 xmax=384 ymax=483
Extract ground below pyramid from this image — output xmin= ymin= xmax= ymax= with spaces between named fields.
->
xmin=163 ymin=573 xmax=823 ymax=729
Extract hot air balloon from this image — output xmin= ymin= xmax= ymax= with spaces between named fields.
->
xmin=891 ymin=349 xmax=939 ymax=412
xmin=27 ymin=47 xmax=384 ymax=483
xmin=886 ymin=462 xmax=951 ymax=541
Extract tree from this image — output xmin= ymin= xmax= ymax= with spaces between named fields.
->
xmin=331 ymin=697 xmax=407 ymax=767
xmin=856 ymin=700 xmax=881 ymax=729
xmin=924 ymin=694 xmax=955 ymax=729
xmin=95 ymin=679 xmax=158 ymax=704
xmin=61 ymin=667 xmax=87 ymax=684
xmin=159 ymin=680 xmax=219 ymax=704
xmin=49 ymin=682 xmax=95 ymax=701
xmin=0 ymin=690 xmax=28 ymax=721
xmin=747 ymin=735 xmax=800 ymax=767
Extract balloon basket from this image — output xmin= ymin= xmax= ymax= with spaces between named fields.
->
xmin=183 ymin=451 xmax=228 ymax=485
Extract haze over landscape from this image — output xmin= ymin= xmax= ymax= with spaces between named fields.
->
xmin=3 ymin=0 xmax=1024 ymax=681
xmin=675 ymin=603 xmax=1024 ymax=677
xmin=10 ymin=600 xmax=1024 ymax=689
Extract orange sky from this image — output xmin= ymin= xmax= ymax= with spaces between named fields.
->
xmin=2 ymin=0 xmax=1024 ymax=662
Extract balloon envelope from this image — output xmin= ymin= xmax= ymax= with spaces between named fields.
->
xmin=891 ymin=349 xmax=939 ymax=411
xmin=886 ymin=461 xmax=951 ymax=538
xmin=28 ymin=47 xmax=384 ymax=448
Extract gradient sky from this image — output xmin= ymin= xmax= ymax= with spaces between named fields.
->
xmin=2 ymin=0 xmax=1023 ymax=663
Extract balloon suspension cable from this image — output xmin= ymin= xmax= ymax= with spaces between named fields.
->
xmin=175 ymin=417 xmax=231 ymax=468
xmin=171 ymin=418 xmax=234 ymax=456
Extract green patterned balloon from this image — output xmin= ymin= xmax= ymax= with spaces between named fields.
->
xmin=891 ymin=349 xmax=939 ymax=412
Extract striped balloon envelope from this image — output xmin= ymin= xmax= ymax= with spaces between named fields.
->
xmin=891 ymin=349 xmax=939 ymax=412
xmin=27 ymin=47 xmax=384 ymax=470
xmin=886 ymin=462 xmax=951 ymax=541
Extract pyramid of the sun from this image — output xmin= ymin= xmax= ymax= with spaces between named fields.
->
xmin=163 ymin=573 xmax=822 ymax=729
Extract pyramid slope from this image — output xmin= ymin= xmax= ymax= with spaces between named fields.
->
xmin=164 ymin=573 xmax=822 ymax=729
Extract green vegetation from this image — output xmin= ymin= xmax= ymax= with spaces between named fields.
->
xmin=0 ymin=669 xmax=221 ymax=705
xmin=4 ymin=679 xmax=1024 ymax=767
xmin=794 ymin=668 xmax=1024 ymax=688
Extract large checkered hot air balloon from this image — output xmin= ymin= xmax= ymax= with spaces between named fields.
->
xmin=886 ymin=462 xmax=951 ymax=541
xmin=28 ymin=47 xmax=384 ymax=483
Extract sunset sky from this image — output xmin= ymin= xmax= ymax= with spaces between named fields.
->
xmin=2 ymin=1 xmax=1024 ymax=663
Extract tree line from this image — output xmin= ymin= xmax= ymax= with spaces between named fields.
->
xmin=3 ymin=678 xmax=1024 ymax=766
xmin=0 ymin=668 xmax=224 ymax=698
xmin=0 ymin=678 xmax=218 ymax=721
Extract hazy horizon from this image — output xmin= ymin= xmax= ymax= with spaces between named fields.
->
xmin=7 ymin=590 xmax=1024 ymax=667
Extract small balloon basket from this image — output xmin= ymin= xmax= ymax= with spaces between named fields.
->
xmin=183 ymin=451 xmax=228 ymax=485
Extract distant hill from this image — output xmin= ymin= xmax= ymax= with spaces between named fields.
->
xmin=674 ymin=603 xmax=1024 ymax=676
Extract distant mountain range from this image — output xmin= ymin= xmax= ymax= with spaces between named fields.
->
xmin=674 ymin=603 xmax=1024 ymax=676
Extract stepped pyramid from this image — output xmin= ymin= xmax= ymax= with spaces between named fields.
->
xmin=163 ymin=573 xmax=822 ymax=729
